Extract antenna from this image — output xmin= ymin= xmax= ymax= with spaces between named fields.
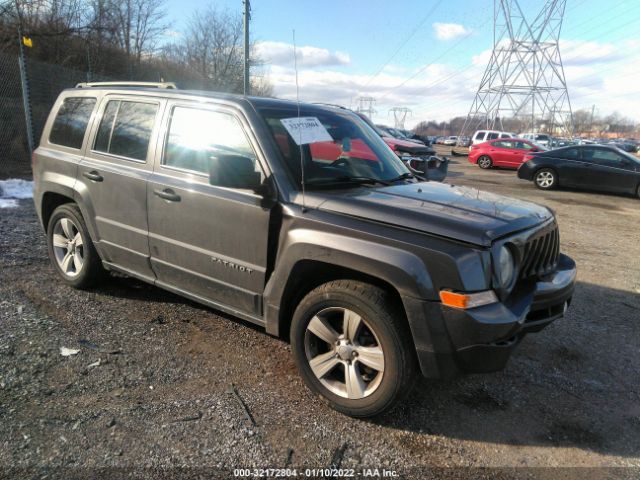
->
xmin=293 ymin=29 xmax=307 ymax=213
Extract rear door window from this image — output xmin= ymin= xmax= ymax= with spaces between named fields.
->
xmin=487 ymin=133 xmax=499 ymax=140
xmin=94 ymin=100 xmax=158 ymax=161
xmin=49 ymin=97 xmax=97 ymax=149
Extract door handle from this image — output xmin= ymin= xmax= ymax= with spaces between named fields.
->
xmin=153 ymin=188 xmax=181 ymax=202
xmin=82 ymin=170 xmax=103 ymax=182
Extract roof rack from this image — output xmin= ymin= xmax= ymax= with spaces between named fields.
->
xmin=75 ymin=81 xmax=178 ymax=89
xmin=312 ymin=102 xmax=348 ymax=110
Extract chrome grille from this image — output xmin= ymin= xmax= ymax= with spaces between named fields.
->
xmin=519 ymin=224 xmax=560 ymax=279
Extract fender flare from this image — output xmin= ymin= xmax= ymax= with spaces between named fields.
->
xmin=263 ymin=228 xmax=436 ymax=336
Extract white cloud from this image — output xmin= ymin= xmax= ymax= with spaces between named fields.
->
xmin=433 ymin=23 xmax=472 ymax=41
xmin=261 ymin=38 xmax=640 ymax=127
xmin=255 ymin=41 xmax=350 ymax=68
xmin=560 ymin=39 xmax=624 ymax=66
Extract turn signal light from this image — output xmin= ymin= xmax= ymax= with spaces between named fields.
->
xmin=439 ymin=290 xmax=498 ymax=309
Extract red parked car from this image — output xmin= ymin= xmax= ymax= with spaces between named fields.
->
xmin=469 ymin=138 xmax=545 ymax=169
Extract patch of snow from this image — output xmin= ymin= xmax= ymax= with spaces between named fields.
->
xmin=0 ymin=179 xmax=34 ymax=199
xmin=0 ymin=199 xmax=19 ymax=209
xmin=0 ymin=179 xmax=33 ymax=208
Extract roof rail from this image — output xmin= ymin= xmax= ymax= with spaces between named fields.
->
xmin=312 ymin=102 xmax=348 ymax=110
xmin=75 ymin=81 xmax=178 ymax=89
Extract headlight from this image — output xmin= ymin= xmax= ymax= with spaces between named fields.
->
xmin=496 ymin=245 xmax=515 ymax=290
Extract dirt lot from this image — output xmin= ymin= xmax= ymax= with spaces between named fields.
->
xmin=1 ymin=151 xmax=639 ymax=479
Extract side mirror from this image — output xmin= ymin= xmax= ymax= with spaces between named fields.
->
xmin=209 ymin=154 xmax=263 ymax=192
xmin=531 ymin=147 xmax=539 ymax=152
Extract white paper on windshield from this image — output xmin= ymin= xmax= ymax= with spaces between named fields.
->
xmin=280 ymin=117 xmax=333 ymax=145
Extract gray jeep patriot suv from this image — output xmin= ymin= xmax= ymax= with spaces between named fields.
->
xmin=33 ymin=83 xmax=576 ymax=417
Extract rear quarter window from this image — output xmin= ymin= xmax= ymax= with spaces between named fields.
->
xmin=561 ymin=148 xmax=579 ymax=159
xmin=49 ymin=97 xmax=97 ymax=149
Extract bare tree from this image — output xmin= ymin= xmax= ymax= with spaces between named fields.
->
xmin=175 ymin=6 xmax=244 ymax=91
xmin=98 ymin=0 xmax=168 ymax=66
xmin=573 ymin=109 xmax=593 ymax=136
xmin=161 ymin=6 xmax=273 ymax=94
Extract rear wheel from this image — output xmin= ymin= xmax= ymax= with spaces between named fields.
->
xmin=534 ymin=168 xmax=557 ymax=190
xmin=290 ymin=280 xmax=417 ymax=417
xmin=47 ymin=204 xmax=105 ymax=289
xmin=477 ymin=155 xmax=492 ymax=169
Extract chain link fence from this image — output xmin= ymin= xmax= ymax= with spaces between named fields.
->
xmin=0 ymin=52 xmax=110 ymax=179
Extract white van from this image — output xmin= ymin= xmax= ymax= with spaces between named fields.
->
xmin=519 ymin=133 xmax=552 ymax=147
xmin=471 ymin=130 xmax=514 ymax=148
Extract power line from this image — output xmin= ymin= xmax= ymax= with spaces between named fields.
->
xmin=375 ymin=30 xmax=476 ymax=102
xmin=363 ymin=0 xmax=444 ymax=87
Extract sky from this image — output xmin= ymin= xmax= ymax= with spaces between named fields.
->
xmin=164 ymin=0 xmax=640 ymax=128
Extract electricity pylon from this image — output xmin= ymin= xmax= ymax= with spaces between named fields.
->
xmin=356 ymin=97 xmax=377 ymax=118
xmin=460 ymin=0 xmax=574 ymax=138
xmin=389 ymin=107 xmax=412 ymax=129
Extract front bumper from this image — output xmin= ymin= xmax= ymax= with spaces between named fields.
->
xmin=404 ymin=254 xmax=576 ymax=379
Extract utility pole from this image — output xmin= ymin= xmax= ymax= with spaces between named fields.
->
xmin=243 ymin=0 xmax=251 ymax=96
xmin=589 ymin=104 xmax=595 ymax=136
xmin=460 ymin=0 xmax=574 ymax=139
xmin=389 ymin=107 xmax=412 ymax=130
xmin=355 ymin=97 xmax=376 ymax=119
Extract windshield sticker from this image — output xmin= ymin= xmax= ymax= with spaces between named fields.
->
xmin=280 ymin=117 xmax=333 ymax=145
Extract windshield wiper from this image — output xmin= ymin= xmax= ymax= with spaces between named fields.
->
xmin=304 ymin=176 xmax=392 ymax=187
xmin=387 ymin=172 xmax=415 ymax=182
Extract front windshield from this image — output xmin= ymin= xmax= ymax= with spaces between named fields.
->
xmin=259 ymin=106 xmax=410 ymax=188
xmin=390 ymin=128 xmax=408 ymax=139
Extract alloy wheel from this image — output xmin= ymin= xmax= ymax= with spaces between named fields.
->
xmin=536 ymin=171 xmax=555 ymax=188
xmin=478 ymin=156 xmax=492 ymax=169
xmin=51 ymin=217 xmax=84 ymax=277
xmin=304 ymin=307 xmax=385 ymax=400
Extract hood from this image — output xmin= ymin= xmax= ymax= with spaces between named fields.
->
xmin=383 ymin=136 xmax=435 ymax=155
xmin=316 ymin=182 xmax=553 ymax=247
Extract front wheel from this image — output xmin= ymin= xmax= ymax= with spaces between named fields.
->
xmin=290 ymin=280 xmax=417 ymax=417
xmin=534 ymin=168 xmax=557 ymax=190
xmin=477 ymin=155 xmax=492 ymax=169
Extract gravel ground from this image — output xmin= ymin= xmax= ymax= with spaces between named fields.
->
xmin=1 ymin=151 xmax=639 ymax=479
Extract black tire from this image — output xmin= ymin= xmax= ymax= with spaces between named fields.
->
xmin=46 ymin=203 xmax=105 ymax=289
xmin=636 ymin=184 xmax=640 ymax=199
xmin=534 ymin=168 xmax=557 ymax=190
xmin=477 ymin=155 xmax=492 ymax=169
xmin=290 ymin=280 xmax=417 ymax=418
